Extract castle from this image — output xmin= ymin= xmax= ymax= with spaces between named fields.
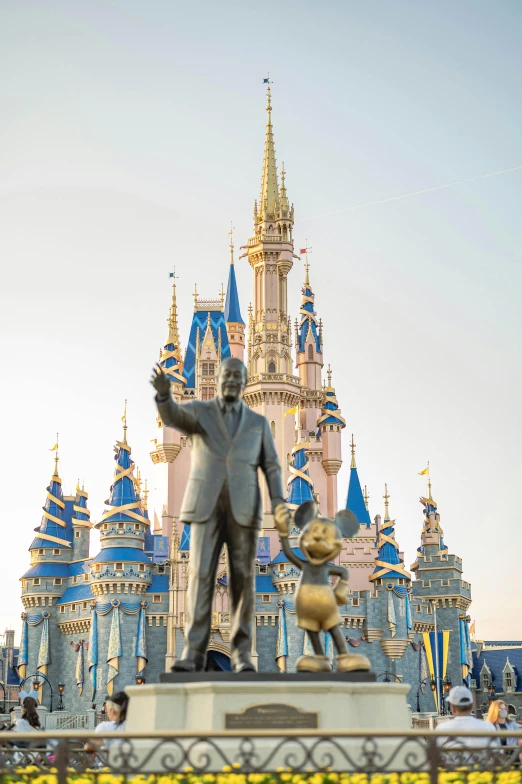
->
xmin=18 ymin=86 xmax=478 ymax=714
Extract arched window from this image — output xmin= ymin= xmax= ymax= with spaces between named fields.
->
xmin=268 ymin=361 xmax=276 ymax=373
xmin=270 ymin=421 xmax=276 ymax=438
xmin=308 ymin=344 xmax=313 ymax=360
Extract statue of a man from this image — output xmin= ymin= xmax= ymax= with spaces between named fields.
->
xmin=151 ymin=358 xmax=290 ymax=672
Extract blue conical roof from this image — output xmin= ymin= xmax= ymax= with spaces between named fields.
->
xmin=347 ymin=467 xmax=371 ymax=527
xmin=160 ymin=278 xmax=186 ymax=385
xmin=224 ymin=261 xmax=244 ymax=325
xmin=317 ymin=382 xmax=346 ymax=429
xmin=30 ymin=458 xmax=72 ymax=550
xmin=287 ymin=443 xmax=315 ymax=510
xmin=97 ymin=435 xmax=145 ymax=529
xmin=297 ymin=276 xmax=321 ymax=354
xmin=180 ymin=524 xmax=191 ymax=551
xmin=371 ymin=488 xmax=410 ymax=582
xmin=183 ymin=309 xmax=231 ymax=389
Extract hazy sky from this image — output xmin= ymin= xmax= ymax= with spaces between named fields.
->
xmin=1 ymin=0 xmax=521 ymax=643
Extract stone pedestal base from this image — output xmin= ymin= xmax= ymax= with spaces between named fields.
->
xmin=119 ymin=673 xmax=413 ymax=772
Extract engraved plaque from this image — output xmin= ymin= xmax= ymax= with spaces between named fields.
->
xmin=225 ymin=703 xmax=318 ymax=730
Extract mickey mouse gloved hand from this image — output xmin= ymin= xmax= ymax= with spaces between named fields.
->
xmin=334 ymin=578 xmax=349 ymax=606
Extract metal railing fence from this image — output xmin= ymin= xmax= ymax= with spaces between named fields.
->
xmin=0 ymin=728 xmax=520 ymax=784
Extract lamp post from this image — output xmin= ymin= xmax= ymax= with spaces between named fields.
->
xmin=0 ymin=680 xmax=5 ymax=713
xmin=19 ymin=673 xmax=53 ymax=713
xmin=57 ymin=683 xmax=65 ymax=711
xmin=430 ymin=674 xmax=452 ymax=715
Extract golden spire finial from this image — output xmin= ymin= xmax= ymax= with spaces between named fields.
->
xmin=259 ymin=74 xmax=279 ymax=217
xmin=327 ymin=364 xmax=332 ymax=387
xmin=167 ymin=269 xmax=181 ymax=346
xmin=50 ymin=433 xmax=59 ymax=476
xmin=228 ymin=222 xmax=235 ymax=264
xmin=428 ymin=476 xmax=433 ymax=501
xmin=383 ymin=483 xmax=390 ymax=521
xmin=350 ymin=433 xmax=356 ymax=469
xmin=136 ymin=467 xmax=142 ymax=497
xmin=219 ymin=282 xmax=225 ymax=306
xmin=193 ymin=283 xmax=198 ymax=311
xmin=122 ymin=400 xmax=128 ymax=444
xmin=363 ymin=485 xmax=370 ymax=511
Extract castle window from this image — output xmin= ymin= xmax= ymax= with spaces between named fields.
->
xmin=416 ymin=605 xmax=422 ymax=613
xmin=59 ymin=606 xmax=65 ymax=614
xmin=158 ymin=565 xmax=165 ymax=573
xmin=134 ymin=524 xmax=140 ymax=531
xmin=308 ymin=344 xmax=313 ymax=360
xmin=505 ymin=672 xmax=513 ymax=690
xmin=352 ymin=598 xmax=360 ymax=607
xmin=398 ymin=578 xmax=405 ymax=585
xmin=261 ymin=595 xmax=271 ymax=603
xmin=268 ymin=361 xmax=276 ymax=373
xmin=152 ymin=595 xmax=161 ymax=603
xmin=279 ymin=564 xmax=285 ymax=572
xmin=103 ymin=524 xmax=108 ymax=530
xmin=33 ymin=579 xmax=40 ymax=586
xmin=54 ymin=578 xmax=62 ymax=586
xmin=374 ymin=579 xmax=382 ymax=587
xmin=202 ymin=387 xmax=215 ymax=401
xmin=83 ymin=602 xmax=88 ymax=609
xmin=258 ymin=565 xmax=267 ymax=574
xmin=75 ymin=531 xmax=81 ymax=538
xmin=53 ymin=549 xmax=60 ymax=555
xmin=95 ymin=564 xmax=101 ymax=572
xmin=38 ymin=549 xmax=44 ymax=555
xmin=271 ymin=421 xmax=276 ymax=437
xmin=84 ymin=574 xmax=89 ymax=582
xmin=72 ymin=576 xmax=77 ymax=584
xmin=202 ymin=362 xmax=215 ymax=376
xmin=482 ymin=673 xmax=489 ymax=690
xmin=139 ymin=565 xmax=145 ymax=572
xmin=115 ymin=563 xmax=123 ymax=572
xmin=118 ymin=523 xmax=125 ymax=530
xmin=71 ymin=604 xmax=76 ymax=612
xmin=427 ymin=605 xmax=433 ymax=614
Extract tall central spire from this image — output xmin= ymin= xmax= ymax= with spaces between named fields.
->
xmin=259 ymin=85 xmax=279 ymax=220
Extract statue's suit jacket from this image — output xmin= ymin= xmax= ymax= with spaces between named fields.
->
xmin=156 ymin=395 xmax=284 ymax=527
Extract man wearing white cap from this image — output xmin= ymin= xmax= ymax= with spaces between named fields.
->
xmin=436 ymin=686 xmax=498 ymax=751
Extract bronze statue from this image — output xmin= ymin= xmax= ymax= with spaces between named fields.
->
xmin=276 ymin=500 xmax=371 ymax=673
xmin=151 ymin=358 xmax=290 ymax=673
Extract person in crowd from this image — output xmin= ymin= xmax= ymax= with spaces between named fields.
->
xmin=11 ymin=697 xmax=41 ymax=734
xmin=436 ymin=686 xmax=498 ymax=760
xmin=85 ymin=692 xmax=128 ymax=752
xmin=487 ymin=700 xmax=521 ymax=748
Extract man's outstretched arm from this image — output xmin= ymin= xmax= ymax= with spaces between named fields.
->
xmin=150 ymin=364 xmax=202 ymax=436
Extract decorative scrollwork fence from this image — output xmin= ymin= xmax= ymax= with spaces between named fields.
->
xmin=0 ymin=729 xmax=521 ymax=784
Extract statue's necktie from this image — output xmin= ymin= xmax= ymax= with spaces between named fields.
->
xmin=224 ymin=406 xmax=238 ymax=439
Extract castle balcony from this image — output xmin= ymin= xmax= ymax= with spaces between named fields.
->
xmin=90 ymin=580 xmax=149 ymax=596
xmin=247 ymin=373 xmax=300 ymax=386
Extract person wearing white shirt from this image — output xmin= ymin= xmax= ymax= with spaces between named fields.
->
xmin=436 ymin=685 xmax=498 ymax=764
xmin=86 ymin=692 xmax=128 ymax=751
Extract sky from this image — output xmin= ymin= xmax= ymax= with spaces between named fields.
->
xmin=0 ymin=0 xmax=521 ymax=643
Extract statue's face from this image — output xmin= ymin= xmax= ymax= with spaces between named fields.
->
xmin=217 ymin=359 xmax=247 ymax=403
xmin=300 ymin=519 xmax=342 ymax=565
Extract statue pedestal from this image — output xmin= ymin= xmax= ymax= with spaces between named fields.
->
xmin=121 ymin=673 xmax=413 ymax=772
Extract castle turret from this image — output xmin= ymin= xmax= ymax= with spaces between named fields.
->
xmin=295 ymin=261 xmax=323 ymax=393
xmin=369 ymin=485 xmax=412 ymax=667
xmin=224 ymin=229 xmax=245 ymax=362
xmin=410 ymin=477 xmax=471 ymax=692
xmin=72 ymin=483 xmax=91 ymax=561
xmin=243 ymin=85 xmax=299 ymax=521
xmin=21 ymin=446 xmax=73 ymax=706
xmin=317 ymin=367 xmax=346 ymax=516
xmin=92 ymin=415 xmax=152 ymax=597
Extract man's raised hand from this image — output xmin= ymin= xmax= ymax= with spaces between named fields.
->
xmin=150 ymin=364 xmax=171 ymax=398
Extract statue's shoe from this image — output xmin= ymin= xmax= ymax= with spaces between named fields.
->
xmin=172 ymin=656 xmax=204 ymax=672
xmin=232 ymin=653 xmax=256 ymax=672
xmin=296 ymin=655 xmax=331 ymax=673
xmin=336 ymin=653 xmax=371 ymax=672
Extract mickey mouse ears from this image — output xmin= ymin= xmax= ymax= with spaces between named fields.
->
xmin=294 ymin=500 xmax=318 ymax=530
xmin=335 ymin=509 xmax=359 ymax=539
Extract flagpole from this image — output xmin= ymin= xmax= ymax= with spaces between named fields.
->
xmin=432 ymin=600 xmax=441 ymax=713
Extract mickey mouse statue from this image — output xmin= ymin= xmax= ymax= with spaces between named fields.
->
xmin=276 ymin=500 xmax=371 ymax=673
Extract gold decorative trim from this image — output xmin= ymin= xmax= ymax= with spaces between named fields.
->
xmin=150 ymin=444 xmax=181 ymax=464
xmin=380 ymin=638 xmax=409 ymax=660
xmin=57 ymin=619 xmax=91 ymax=635
xmin=363 ymin=628 xmax=384 ymax=642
